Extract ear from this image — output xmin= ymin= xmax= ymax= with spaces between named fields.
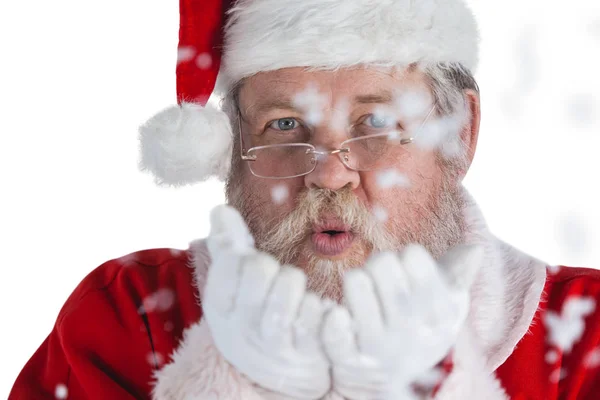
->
xmin=457 ymin=89 xmax=481 ymax=180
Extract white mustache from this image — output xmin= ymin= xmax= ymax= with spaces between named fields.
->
xmin=257 ymin=188 xmax=397 ymax=264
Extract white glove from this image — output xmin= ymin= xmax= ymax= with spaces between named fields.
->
xmin=322 ymin=244 xmax=484 ymax=400
xmin=203 ymin=205 xmax=331 ymax=400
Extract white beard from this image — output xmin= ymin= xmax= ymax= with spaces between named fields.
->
xmin=229 ymin=179 xmax=466 ymax=302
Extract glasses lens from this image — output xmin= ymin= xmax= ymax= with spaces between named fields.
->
xmin=342 ymin=132 xmax=409 ymax=171
xmin=247 ymin=144 xmax=316 ymax=178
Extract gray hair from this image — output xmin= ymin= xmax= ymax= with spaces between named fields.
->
xmin=424 ymin=62 xmax=479 ymax=116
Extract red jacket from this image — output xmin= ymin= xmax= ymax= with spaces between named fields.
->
xmin=9 ymin=245 xmax=600 ymax=399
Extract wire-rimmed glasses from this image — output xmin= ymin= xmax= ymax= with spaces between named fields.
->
xmin=240 ymin=104 xmax=437 ymax=179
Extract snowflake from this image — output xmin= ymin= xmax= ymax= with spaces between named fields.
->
xmin=376 ymin=169 xmax=410 ymax=189
xmin=555 ymin=213 xmax=590 ymax=258
xmin=293 ymin=83 xmax=328 ymax=125
xmin=196 ymin=52 xmax=213 ymax=70
xmin=413 ymin=114 xmax=464 ymax=159
xmin=389 ymin=88 xmax=466 ymax=159
xmin=55 ymin=384 xmax=68 ymax=399
xmin=438 ymin=136 xmax=463 ymax=158
xmin=544 ymin=296 xmax=595 ymax=353
xmin=177 ymin=46 xmax=195 ymax=64
xmin=138 ymin=288 xmax=176 ymax=314
xmin=387 ymin=130 xmax=402 ymax=143
xmin=169 ymin=248 xmax=183 ymax=257
xmin=392 ymin=89 xmax=432 ymax=124
xmin=330 ymin=98 xmax=350 ymax=132
xmin=413 ymin=366 xmax=445 ymax=389
xmin=549 ymin=367 xmax=567 ymax=383
xmin=147 ymin=352 xmax=165 ymax=367
xmin=584 ymin=347 xmax=600 ymax=369
xmin=371 ymin=105 xmax=398 ymax=126
xmin=513 ymin=27 xmax=539 ymax=94
xmin=547 ymin=265 xmax=561 ymax=275
xmin=372 ymin=205 xmax=388 ymax=222
xmin=588 ymin=19 xmax=600 ymax=38
xmin=563 ymin=297 xmax=595 ymax=319
xmin=388 ymin=84 xmax=466 ymax=161
xmin=566 ymin=94 xmax=596 ymax=127
xmin=118 ymin=253 xmax=137 ymax=266
xmin=545 ymin=350 xmax=559 ymax=364
xmin=271 ymin=184 xmax=289 ymax=205
xmin=312 ymin=145 xmax=330 ymax=163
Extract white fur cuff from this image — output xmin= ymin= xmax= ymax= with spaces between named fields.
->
xmin=152 ymin=319 xmax=265 ymax=400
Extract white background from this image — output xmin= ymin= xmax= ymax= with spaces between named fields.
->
xmin=1 ymin=0 xmax=599 ymax=396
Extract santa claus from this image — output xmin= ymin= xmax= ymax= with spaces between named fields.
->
xmin=10 ymin=0 xmax=600 ymax=399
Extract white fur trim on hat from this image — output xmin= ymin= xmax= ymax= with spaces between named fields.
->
xmin=223 ymin=0 xmax=480 ymax=86
xmin=138 ymin=102 xmax=233 ymax=186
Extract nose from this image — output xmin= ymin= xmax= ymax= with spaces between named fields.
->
xmin=304 ymin=148 xmax=360 ymax=190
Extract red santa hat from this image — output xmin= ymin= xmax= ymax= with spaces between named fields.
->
xmin=139 ymin=0 xmax=480 ymax=186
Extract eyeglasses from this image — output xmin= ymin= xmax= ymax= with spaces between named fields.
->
xmin=239 ymin=104 xmax=437 ymax=179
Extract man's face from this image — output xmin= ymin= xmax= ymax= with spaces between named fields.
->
xmin=227 ymin=66 xmax=468 ymax=300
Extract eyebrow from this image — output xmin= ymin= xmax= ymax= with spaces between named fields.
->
xmin=246 ymin=90 xmax=395 ymax=120
xmin=249 ymin=98 xmax=297 ymax=119
xmin=354 ymin=92 xmax=394 ymax=104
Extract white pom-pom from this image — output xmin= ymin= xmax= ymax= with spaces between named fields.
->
xmin=139 ymin=102 xmax=233 ymax=186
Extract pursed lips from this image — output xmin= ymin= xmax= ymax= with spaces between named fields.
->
xmin=311 ymin=219 xmax=355 ymax=257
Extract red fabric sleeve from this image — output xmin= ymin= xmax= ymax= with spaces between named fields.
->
xmin=9 ymin=248 xmax=201 ymax=400
xmin=497 ymin=266 xmax=600 ymax=400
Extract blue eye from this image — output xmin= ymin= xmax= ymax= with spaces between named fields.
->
xmin=364 ymin=114 xmax=394 ymax=129
xmin=269 ymin=118 xmax=300 ymax=131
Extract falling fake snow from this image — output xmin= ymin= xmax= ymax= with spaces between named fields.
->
xmin=147 ymin=352 xmax=165 ymax=367
xmin=412 ymin=114 xmax=464 ymax=159
xmin=549 ymin=367 xmax=568 ymax=383
xmin=177 ymin=46 xmax=196 ymax=65
xmin=589 ymin=19 xmax=600 ymax=38
xmin=196 ymin=52 xmax=213 ymax=70
xmin=55 ymin=383 xmax=68 ymax=399
xmin=544 ymin=296 xmax=595 ymax=353
xmin=271 ymin=184 xmax=289 ymax=205
xmin=138 ymin=288 xmax=176 ymax=314
xmin=566 ymin=93 xmax=596 ymax=127
xmin=118 ymin=253 xmax=137 ymax=266
xmin=330 ymin=98 xmax=350 ymax=132
xmin=584 ymin=347 xmax=600 ymax=369
xmin=555 ymin=213 xmax=590 ymax=259
xmin=293 ymin=83 xmax=328 ymax=125
xmin=413 ymin=366 xmax=445 ymax=389
xmin=372 ymin=205 xmax=388 ymax=222
xmin=169 ymin=248 xmax=183 ymax=257
xmin=392 ymin=89 xmax=432 ymax=123
xmin=547 ymin=265 xmax=561 ymax=275
xmin=376 ymin=169 xmax=410 ymax=189
xmin=545 ymin=349 xmax=559 ymax=364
